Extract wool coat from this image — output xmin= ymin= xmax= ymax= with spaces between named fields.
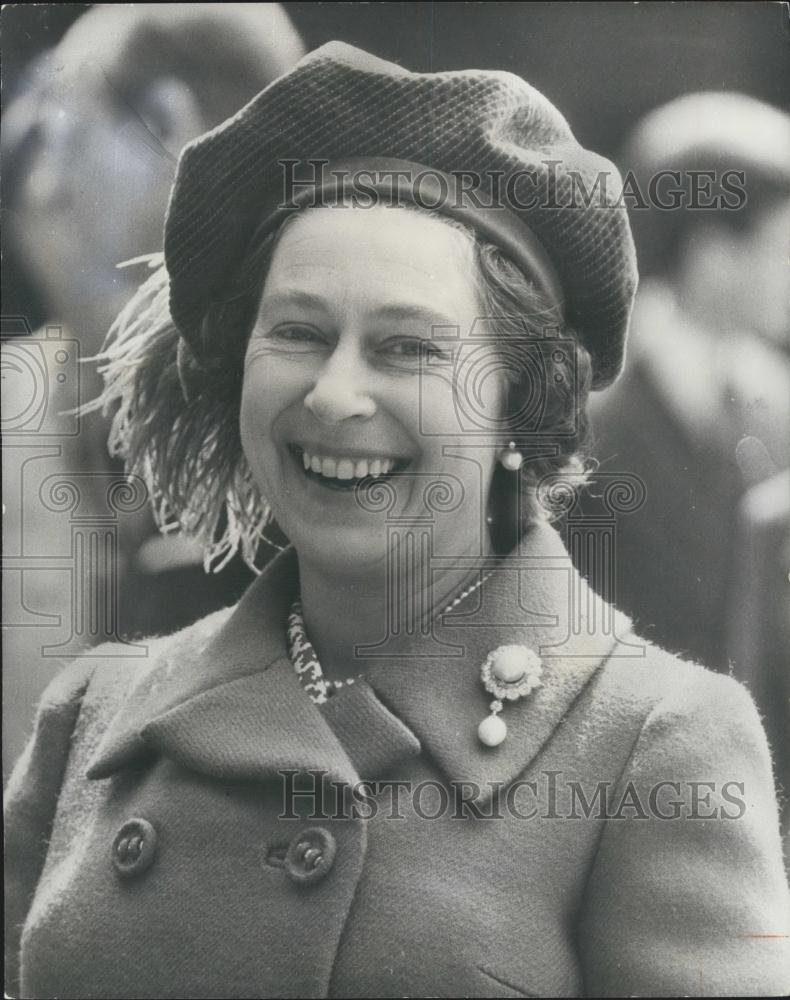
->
xmin=5 ymin=522 xmax=790 ymax=999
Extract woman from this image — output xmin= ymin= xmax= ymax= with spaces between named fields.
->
xmin=6 ymin=43 xmax=789 ymax=999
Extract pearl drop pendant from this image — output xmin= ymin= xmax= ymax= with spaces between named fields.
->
xmin=478 ymin=704 xmax=507 ymax=747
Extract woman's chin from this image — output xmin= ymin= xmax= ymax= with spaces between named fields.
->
xmin=289 ymin=524 xmax=392 ymax=575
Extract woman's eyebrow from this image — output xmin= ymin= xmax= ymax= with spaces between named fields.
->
xmin=259 ymin=289 xmax=330 ymax=313
xmin=259 ymin=293 xmax=458 ymax=332
xmin=371 ymin=304 xmax=458 ymax=331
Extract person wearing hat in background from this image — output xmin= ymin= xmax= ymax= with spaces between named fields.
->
xmin=1 ymin=3 xmax=305 ymax=781
xmin=5 ymin=44 xmax=789 ymax=999
xmin=589 ymin=94 xmax=790 ymax=848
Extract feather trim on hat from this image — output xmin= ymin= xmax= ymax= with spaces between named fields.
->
xmin=88 ymin=256 xmax=272 ymax=574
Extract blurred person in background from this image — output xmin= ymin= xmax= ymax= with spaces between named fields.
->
xmin=727 ymin=466 xmax=790 ymax=864
xmin=2 ymin=3 xmax=304 ymax=776
xmin=4 ymin=3 xmax=305 ymax=365
xmin=590 ymin=93 xmax=790 ymax=826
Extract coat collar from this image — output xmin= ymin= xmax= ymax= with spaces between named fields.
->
xmin=87 ymin=522 xmax=633 ymax=802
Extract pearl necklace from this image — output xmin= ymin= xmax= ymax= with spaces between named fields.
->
xmin=441 ymin=569 xmax=494 ymax=614
xmin=287 ymin=568 xmax=495 ymax=702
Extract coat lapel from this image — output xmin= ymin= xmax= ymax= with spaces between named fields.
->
xmin=363 ymin=522 xmax=634 ymax=802
xmin=87 ymin=523 xmax=631 ymax=801
xmin=87 ymin=548 xmax=351 ymax=785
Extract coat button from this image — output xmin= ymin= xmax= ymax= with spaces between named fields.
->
xmin=284 ymin=827 xmax=336 ymax=885
xmin=112 ymin=818 xmax=158 ymax=879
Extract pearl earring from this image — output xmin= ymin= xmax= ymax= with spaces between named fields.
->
xmin=500 ymin=441 xmax=523 ymax=471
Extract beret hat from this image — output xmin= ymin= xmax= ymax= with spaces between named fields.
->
xmin=164 ymin=41 xmax=638 ymax=389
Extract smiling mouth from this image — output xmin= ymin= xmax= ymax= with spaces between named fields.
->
xmin=289 ymin=445 xmax=411 ymax=491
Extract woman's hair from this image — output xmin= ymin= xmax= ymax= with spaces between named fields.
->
xmin=97 ymin=206 xmax=593 ymax=570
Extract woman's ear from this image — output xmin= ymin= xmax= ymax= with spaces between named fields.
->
xmin=135 ymin=76 xmax=206 ymax=158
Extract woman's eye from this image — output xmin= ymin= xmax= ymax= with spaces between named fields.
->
xmin=384 ymin=338 xmax=443 ymax=360
xmin=266 ymin=324 xmax=327 ymax=347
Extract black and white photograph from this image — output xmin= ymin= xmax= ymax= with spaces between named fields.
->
xmin=2 ymin=3 xmax=789 ymax=997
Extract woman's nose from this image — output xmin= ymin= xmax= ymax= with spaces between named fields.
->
xmin=303 ymin=355 xmax=377 ymax=425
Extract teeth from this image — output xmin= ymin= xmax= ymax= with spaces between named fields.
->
xmin=299 ymin=449 xmax=400 ymax=481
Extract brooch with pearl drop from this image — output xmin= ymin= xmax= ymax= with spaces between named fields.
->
xmin=478 ymin=644 xmax=543 ymax=747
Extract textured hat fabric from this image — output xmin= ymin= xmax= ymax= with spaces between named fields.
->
xmin=164 ymin=41 xmax=638 ymax=389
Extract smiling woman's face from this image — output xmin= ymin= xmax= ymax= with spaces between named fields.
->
xmin=240 ymin=204 xmax=505 ymax=574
